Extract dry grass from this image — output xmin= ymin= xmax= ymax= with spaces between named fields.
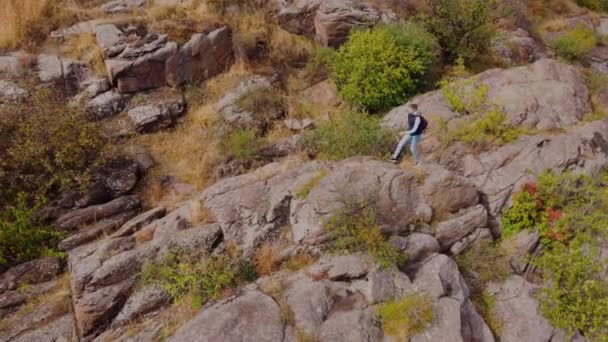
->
xmin=254 ymin=242 xmax=283 ymax=276
xmin=0 ymin=274 xmax=71 ymax=333
xmin=0 ymin=0 xmax=92 ymax=50
xmin=154 ymin=298 xmax=199 ymax=341
xmin=62 ymin=32 xmax=106 ymax=75
xmin=540 ymin=18 xmax=569 ymax=32
xmin=189 ymin=200 xmax=215 ymax=224
xmin=135 ymin=226 xmax=156 ymax=244
xmin=283 ymin=250 xmax=317 ymax=272
xmin=133 ymin=62 xmax=250 ymax=189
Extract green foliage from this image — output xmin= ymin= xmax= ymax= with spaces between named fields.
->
xmin=500 ymin=170 xmax=608 ymax=339
xmin=140 ymin=245 xmax=257 ymax=309
xmin=0 ymin=194 xmax=64 ymax=268
xmin=330 ymin=22 xmax=438 ymax=112
xmin=471 ymin=291 xmax=502 ymax=337
xmin=295 ymin=170 xmax=328 ymax=199
xmin=575 ymin=0 xmax=608 ymax=12
xmin=324 ymin=201 xmax=404 ymax=268
xmin=423 ymin=0 xmax=496 ymax=62
xmin=536 ymin=241 xmax=608 ymax=340
xmin=437 ymin=77 xmax=522 ymax=148
xmin=222 ymin=129 xmax=261 ymax=161
xmin=377 ymin=293 xmax=434 ymax=341
xmin=303 ymin=111 xmax=394 ymax=160
xmin=302 ymin=47 xmax=336 ymax=86
xmin=551 ymin=24 xmax=598 ymax=61
xmin=0 ymin=88 xmax=109 ymax=205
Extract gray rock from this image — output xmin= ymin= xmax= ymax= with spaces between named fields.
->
xmin=254 ymin=134 xmax=302 ymax=161
xmin=284 ymin=118 xmax=314 ymax=131
xmin=58 ymin=210 xmax=139 ymax=251
xmin=352 ymin=266 xmax=412 ymax=304
xmin=463 ymin=121 xmax=608 ymax=216
xmin=50 ymin=19 xmax=103 ymax=39
xmin=85 ymin=89 xmax=132 ymax=119
xmin=111 ymin=207 xmax=167 ymax=238
xmin=166 ymin=26 xmax=234 ymax=87
xmin=101 ymin=0 xmax=145 ymax=13
xmin=319 ymin=308 xmax=382 ymax=342
xmin=284 ymin=274 xmax=334 ymax=336
xmin=169 ymin=290 xmax=285 ymax=342
xmin=308 ymin=254 xmax=372 ymax=281
xmin=0 ymin=257 xmax=64 ymax=294
xmin=450 ymin=228 xmax=493 ymax=255
xmin=10 ymin=313 xmax=74 ymax=342
xmin=420 ymin=163 xmax=479 ymax=217
xmin=127 ymin=90 xmax=186 ymax=133
xmin=434 ymin=205 xmax=488 ymax=251
xmin=57 ymin=195 xmax=141 ymax=230
xmin=37 ymin=54 xmax=90 ymax=94
xmin=491 ymin=28 xmax=543 ymax=65
xmin=0 ymin=79 xmax=27 ymax=102
xmin=278 ymin=0 xmax=384 ymax=48
xmin=113 ymin=285 xmax=170 ymax=326
xmin=401 ymin=233 xmax=440 ymax=265
xmin=383 ymin=59 xmax=591 ymax=131
xmin=411 ymin=254 xmax=494 ymax=342
xmin=0 ymin=53 xmax=26 ymax=76
xmin=73 ymin=278 xmax=136 ymax=336
xmin=96 ymin=24 xmax=178 ymax=93
xmin=487 ymin=275 xmax=560 ymax=342
xmin=216 ymin=75 xmax=281 ymax=130
xmin=0 ymin=291 xmax=26 ymax=318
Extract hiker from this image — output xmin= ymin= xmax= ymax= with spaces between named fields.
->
xmin=389 ymin=103 xmax=427 ymax=165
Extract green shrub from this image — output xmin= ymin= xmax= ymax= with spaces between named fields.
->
xmin=377 ymin=293 xmax=434 ymax=340
xmin=303 ymin=111 xmax=394 ymax=160
xmin=551 ymin=24 xmax=598 ymax=61
xmin=330 ymin=22 xmax=438 ymax=112
xmin=437 ymin=78 xmax=522 ymax=148
xmin=222 ymin=128 xmax=261 ymax=161
xmin=575 ymin=0 xmax=608 ymax=11
xmin=536 ymin=240 xmax=608 ymax=341
xmin=0 ymin=194 xmax=64 ymax=268
xmin=423 ymin=0 xmax=496 ymax=62
xmin=324 ymin=201 xmax=404 ymax=268
xmin=0 ymin=88 xmax=109 ymax=205
xmin=140 ymin=245 xmax=257 ymax=309
xmin=500 ymin=169 xmax=608 ymax=339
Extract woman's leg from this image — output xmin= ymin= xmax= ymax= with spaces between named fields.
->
xmin=392 ymin=134 xmax=412 ymax=160
xmin=410 ymin=134 xmax=421 ymax=163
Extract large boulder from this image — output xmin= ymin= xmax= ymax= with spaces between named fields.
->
xmin=85 ymin=89 xmax=132 ymax=119
xmin=277 ymin=0 xmax=386 ymax=47
xmin=37 ymin=54 xmax=90 ymax=95
xmin=410 ymin=254 xmax=495 ymax=342
xmin=463 ymin=121 xmax=608 ymax=216
xmin=166 ymin=26 xmax=234 ymax=86
xmin=383 ymin=59 xmax=591 ymax=131
xmin=96 ymin=24 xmax=178 ymax=93
xmin=486 ymin=275 xmax=562 ymax=342
xmin=0 ymin=257 xmax=64 ymax=294
xmin=433 ymin=205 xmax=488 ymax=251
xmin=57 ymin=195 xmax=141 ymax=230
xmin=168 ymin=289 xmax=285 ymax=342
xmin=216 ymin=75 xmax=283 ymax=131
xmin=127 ymin=88 xmax=186 ymax=133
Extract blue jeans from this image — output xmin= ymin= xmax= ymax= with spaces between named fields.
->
xmin=392 ymin=133 xmax=421 ymax=162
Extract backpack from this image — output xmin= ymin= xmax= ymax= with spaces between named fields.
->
xmin=419 ymin=115 xmax=428 ymax=132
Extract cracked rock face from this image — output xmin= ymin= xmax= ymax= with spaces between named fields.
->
xmin=383 ymin=59 xmax=591 ymax=131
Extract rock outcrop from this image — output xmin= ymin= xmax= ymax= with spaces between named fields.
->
xmin=277 ymin=0 xmax=388 ymax=47
xmin=383 ymin=59 xmax=591 ymax=131
xmin=96 ymin=23 xmax=234 ymax=93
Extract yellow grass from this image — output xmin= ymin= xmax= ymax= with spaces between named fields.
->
xmin=0 ymin=0 xmax=49 ymax=48
xmin=62 ymin=33 xmax=106 ymax=75
xmin=254 ymin=241 xmax=283 ymax=276
xmin=133 ymin=62 xmax=250 ymax=189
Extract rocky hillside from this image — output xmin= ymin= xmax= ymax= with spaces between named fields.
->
xmin=1 ymin=0 xmax=608 ymax=341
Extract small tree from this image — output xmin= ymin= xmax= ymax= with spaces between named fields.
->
xmin=330 ymin=22 xmax=438 ymax=112
xmin=424 ymin=0 xmax=496 ymax=62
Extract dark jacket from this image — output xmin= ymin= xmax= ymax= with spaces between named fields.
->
xmin=408 ymin=112 xmax=423 ymax=136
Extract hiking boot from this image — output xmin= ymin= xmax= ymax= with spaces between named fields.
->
xmin=389 ymin=158 xmax=398 ymax=164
